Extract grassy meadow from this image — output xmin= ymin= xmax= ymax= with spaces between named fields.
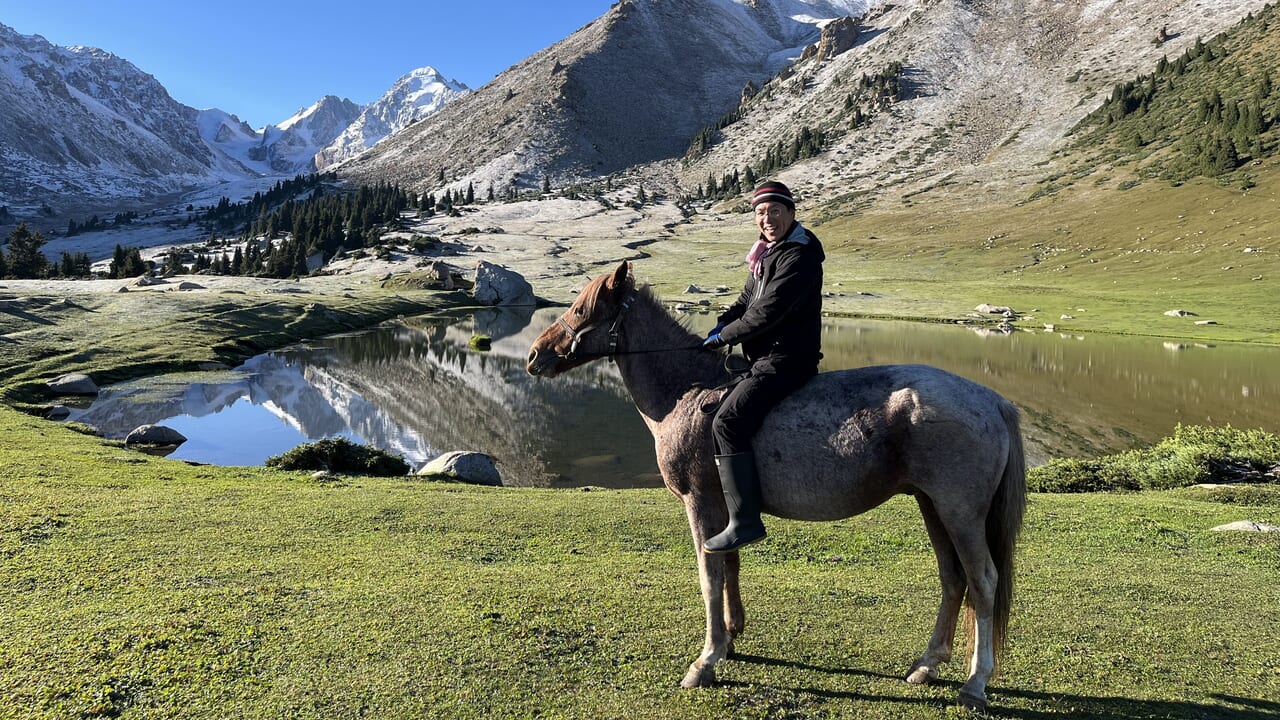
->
xmin=3 ymin=404 xmax=1279 ymax=719
xmin=3 ymin=168 xmax=1280 ymax=717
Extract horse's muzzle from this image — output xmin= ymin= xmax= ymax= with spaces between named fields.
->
xmin=526 ymin=347 xmax=556 ymax=377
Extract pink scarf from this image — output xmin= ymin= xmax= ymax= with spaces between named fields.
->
xmin=746 ymin=237 xmax=773 ymax=278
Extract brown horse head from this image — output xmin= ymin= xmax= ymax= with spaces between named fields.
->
xmin=527 ymin=261 xmax=634 ymax=378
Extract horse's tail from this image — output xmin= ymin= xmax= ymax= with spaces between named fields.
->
xmin=985 ymin=398 xmax=1026 ymax=657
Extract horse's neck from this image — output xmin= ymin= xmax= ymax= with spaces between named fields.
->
xmin=614 ymin=299 xmax=722 ymax=424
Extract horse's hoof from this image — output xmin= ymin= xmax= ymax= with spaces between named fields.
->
xmin=957 ymin=690 xmax=988 ymax=713
xmin=680 ymin=665 xmax=716 ymax=689
xmin=905 ymin=665 xmax=937 ymax=685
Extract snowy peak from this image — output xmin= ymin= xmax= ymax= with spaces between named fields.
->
xmin=314 ymin=67 xmax=470 ymax=170
xmin=245 ymin=95 xmax=362 ymax=174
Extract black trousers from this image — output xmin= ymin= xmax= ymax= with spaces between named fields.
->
xmin=711 ymin=359 xmax=816 ymax=455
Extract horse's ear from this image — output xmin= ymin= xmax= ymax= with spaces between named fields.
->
xmin=607 ymin=261 xmax=631 ymax=290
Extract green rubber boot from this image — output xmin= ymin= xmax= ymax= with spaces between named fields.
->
xmin=704 ymin=453 xmax=767 ymax=554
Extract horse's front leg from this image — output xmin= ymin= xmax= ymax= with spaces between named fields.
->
xmin=680 ymin=498 xmax=733 ymax=688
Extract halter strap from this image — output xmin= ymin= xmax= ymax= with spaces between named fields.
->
xmin=557 ymin=291 xmax=637 ymax=361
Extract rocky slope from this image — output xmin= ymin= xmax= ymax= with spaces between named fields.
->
xmin=691 ymin=0 xmax=1275 ymax=208
xmin=0 ymin=22 xmax=234 ymax=214
xmin=339 ymin=0 xmax=872 ymax=196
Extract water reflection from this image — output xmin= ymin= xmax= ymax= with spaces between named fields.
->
xmin=818 ymin=320 xmax=1279 ymax=463
xmin=70 ymin=309 xmax=1280 ymax=488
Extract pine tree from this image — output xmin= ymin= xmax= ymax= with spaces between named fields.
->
xmin=0 ymin=247 xmax=7 ymax=278
xmin=6 ymin=222 xmax=50 ymax=279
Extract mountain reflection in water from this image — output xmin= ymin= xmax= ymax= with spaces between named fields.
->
xmin=69 ymin=308 xmax=1280 ymax=488
xmin=70 ymin=306 xmax=661 ymax=488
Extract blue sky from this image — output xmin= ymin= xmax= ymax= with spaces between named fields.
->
xmin=4 ymin=1 xmax=614 ymax=129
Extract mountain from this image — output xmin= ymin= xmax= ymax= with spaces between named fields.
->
xmin=198 ymin=99 xmax=368 ymax=179
xmin=0 ymin=22 xmax=460 ymax=223
xmin=315 ymin=67 xmax=470 ymax=171
xmin=0 ymin=22 xmax=235 ymax=214
xmin=339 ymin=0 xmax=874 ymax=195
xmin=338 ymin=0 xmax=1276 ymax=209
xmin=682 ymin=0 xmax=1277 ymax=209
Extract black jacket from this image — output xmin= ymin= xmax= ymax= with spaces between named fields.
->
xmin=717 ymin=222 xmax=825 ymax=367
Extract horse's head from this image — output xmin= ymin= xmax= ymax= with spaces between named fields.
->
xmin=527 ymin=261 xmax=635 ymax=378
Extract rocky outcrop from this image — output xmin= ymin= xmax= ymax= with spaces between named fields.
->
xmin=816 ymin=17 xmax=860 ymax=59
xmin=473 ymin=261 xmax=535 ymax=306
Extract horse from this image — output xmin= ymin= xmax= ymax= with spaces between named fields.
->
xmin=525 ymin=261 xmax=1026 ymax=711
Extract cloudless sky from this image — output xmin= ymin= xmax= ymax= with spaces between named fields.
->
xmin=4 ymin=1 xmax=614 ymax=129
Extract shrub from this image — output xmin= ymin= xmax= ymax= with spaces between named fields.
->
xmin=266 ymin=437 xmax=409 ymax=476
xmin=1029 ymin=424 xmax=1280 ymax=492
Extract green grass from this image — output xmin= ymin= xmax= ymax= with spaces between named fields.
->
xmin=2 ymin=407 xmax=1279 ymax=719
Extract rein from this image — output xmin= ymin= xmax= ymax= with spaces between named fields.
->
xmin=555 ymin=290 xmax=706 ymax=361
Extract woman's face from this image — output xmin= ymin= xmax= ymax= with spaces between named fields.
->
xmin=754 ymin=201 xmax=795 ymax=243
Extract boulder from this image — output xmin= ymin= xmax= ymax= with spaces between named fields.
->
xmin=133 ymin=275 xmax=164 ymax=287
xmin=124 ymin=424 xmax=187 ymax=447
xmin=418 ymin=451 xmax=502 ymax=486
xmin=176 ymin=281 xmax=205 ymax=291
xmin=47 ymin=373 xmax=98 ymax=395
xmin=45 ymin=405 xmax=71 ymax=420
xmin=1164 ymin=309 xmax=1197 ymax=317
xmin=473 ymin=261 xmax=535 ymax=306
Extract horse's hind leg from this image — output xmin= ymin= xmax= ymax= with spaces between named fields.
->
xmin=907 ymin=493 xmax=966 ymax=685
xmin=936 ymin=507 xmax=1000 ymax=712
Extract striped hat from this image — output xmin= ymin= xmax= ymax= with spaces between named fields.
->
xmin=751 ymin=181 xmax=795 ymax=210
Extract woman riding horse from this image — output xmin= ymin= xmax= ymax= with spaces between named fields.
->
xmin=701 ymin=181 xmax=826 ymax=553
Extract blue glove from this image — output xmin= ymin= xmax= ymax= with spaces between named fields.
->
xmin=702 ymin=332 xmax=726 ymax=349
xmin=705 ymin=322 xmax=725 ymax=340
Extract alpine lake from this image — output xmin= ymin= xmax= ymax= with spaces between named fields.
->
xmin=67 ymin=306 xmax=1280 ymax=488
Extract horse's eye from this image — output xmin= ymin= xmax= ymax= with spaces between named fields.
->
xmin=574 ymin=306 xmax=586 ymax=316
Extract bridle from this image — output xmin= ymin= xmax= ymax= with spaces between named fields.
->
xmin=555 ymin=290 xmax=638 ymax=361
xmin=553 ymin=290 xmax=705 ymax=362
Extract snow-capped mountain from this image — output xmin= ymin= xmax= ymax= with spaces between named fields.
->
xmin=247 ymin=95 xmax=363 ymax=174
xmin=315 ymin=67 xmax=470 ymax=171
xmin=198 ymin=96 xmax=362 ymax=177
xmin=0 ymin=22 xmax=238 ymax=214
xmin=0 ymin=21 xmax=459 ymax=222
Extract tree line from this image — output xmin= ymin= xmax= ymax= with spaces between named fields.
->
xmin=1 ymin=223 xmax=92 ymax=279
xmin=1077 ymin=5 xmax=1279 ymax=179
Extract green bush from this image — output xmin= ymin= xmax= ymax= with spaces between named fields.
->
xmin=1029 ymin=424 xmax=1280 ymax=492
xmin=266 ymin=437 xmax=410 ymax=476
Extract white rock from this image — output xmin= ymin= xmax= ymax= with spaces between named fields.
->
xmin=1211 ymin=521 xmax=1280 ymax=534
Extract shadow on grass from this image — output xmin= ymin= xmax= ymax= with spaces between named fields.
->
xmin=728 ymin=654 xmax=1279 ymax=718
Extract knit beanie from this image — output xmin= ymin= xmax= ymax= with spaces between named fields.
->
xmin=751 ymin=181 xmax=795 ymax=211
